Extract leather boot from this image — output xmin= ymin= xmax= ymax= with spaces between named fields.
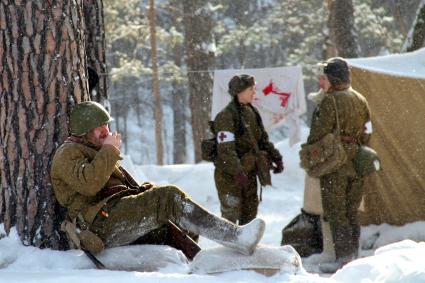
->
xmin=177 ymin=199 xmax=265 ymax=256
xmin=351 ymin=224 xmax=361 ymax=258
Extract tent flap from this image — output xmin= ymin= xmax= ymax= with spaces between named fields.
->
xmin=351 ymin=67 xmax=425 ymax=225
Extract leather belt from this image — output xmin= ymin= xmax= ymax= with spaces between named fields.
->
xmin=340 ymin=135 xmax=357 ymax=144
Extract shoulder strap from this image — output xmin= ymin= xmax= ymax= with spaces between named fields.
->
xmin=330 ymin=95 xmax=340 ymax=134
xmin=240 ymin=111 xmax=260 ymax=154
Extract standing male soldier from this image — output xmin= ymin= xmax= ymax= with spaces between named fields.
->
xmin=51 ymin=101 xmax=265 ymax=257
xmin=306 ymin=58 xmax=372 ymax=273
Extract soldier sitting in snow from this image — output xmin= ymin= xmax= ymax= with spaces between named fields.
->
xmin=50 ymin=101 xmax=265 ymax=257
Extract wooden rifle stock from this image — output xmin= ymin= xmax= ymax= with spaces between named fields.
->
xmin=167 ymin=220 xmax=201 ymax=260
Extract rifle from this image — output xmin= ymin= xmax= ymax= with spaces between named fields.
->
xmin=82 ymin=248 xmax=106 ymax=269
xmin=167 ymin=220 xmax=201 ymax=260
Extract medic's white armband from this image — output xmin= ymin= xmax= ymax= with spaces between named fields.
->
xmin=216 ymin=131 xmax=235 ymax=143
xmin=364 ymin=121 xmax=373 ymax=134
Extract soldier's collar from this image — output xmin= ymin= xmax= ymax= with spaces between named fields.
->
xmin=67 ymin=135 xmax=101 ymax=150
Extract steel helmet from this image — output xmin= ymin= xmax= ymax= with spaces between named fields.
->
xmin=353 ymin=146 xmax=380 ymax=176
xmin=69 ymin=101 xmax=113 ymax=136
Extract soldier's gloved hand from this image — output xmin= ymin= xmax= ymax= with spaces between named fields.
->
xmin=234 ymin=171 xmax=249 ymax=189
xmin=272 ymin=158 xmax=284 ymax=174
xmin=139 ymin=181 xmax=154 ymax=191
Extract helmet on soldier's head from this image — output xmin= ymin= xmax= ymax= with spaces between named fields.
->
xmin=322 ymin=57 xmax=350 ymax=86
xmin=228 ymin=74 xmax=255 ymax=96
xmin=69 ymin=101 xmax=113 ymax=136
xmin=353 ymin=146 xmax=380 ymax=176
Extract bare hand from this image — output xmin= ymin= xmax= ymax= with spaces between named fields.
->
xmin=103 ymin=132 xmax=122 ymax=148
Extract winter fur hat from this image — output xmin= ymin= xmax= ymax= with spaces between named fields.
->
xmin=322 ymin=57 xmax=350 ymax=86
xmin=228 ymin=74 xmax=255 ymax=96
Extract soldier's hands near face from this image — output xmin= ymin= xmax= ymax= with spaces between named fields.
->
xmin=103 ymin=132 xmax=122 ymax=148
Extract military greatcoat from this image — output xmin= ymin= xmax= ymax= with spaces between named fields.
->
xmin=307 ymin=87 xmax=371 ymax=259
xmin=213 ymin=99 xmax=282 ymax=225
xmin=51 ymin=139 xmax=190 ymax=248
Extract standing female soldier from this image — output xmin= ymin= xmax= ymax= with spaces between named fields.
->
xmin=213 ymin=74 xmax=284 ymax=225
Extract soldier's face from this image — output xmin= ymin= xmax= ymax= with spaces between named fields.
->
xmin=86 ymin=124 xmax=110 ymax=146
xmin=319 ymin=75 xmax=331 ymax=92
xmin=237 ymin=85 xmax=256 ymax=104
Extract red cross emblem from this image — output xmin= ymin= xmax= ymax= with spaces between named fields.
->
xmin=218 ymin=132 xmax=227 ymax=142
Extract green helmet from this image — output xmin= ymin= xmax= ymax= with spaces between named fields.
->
xmin=69 ymin=101 xmax=113 ymax=136
xmin=353 ymin=146 xmax=380 ymax=176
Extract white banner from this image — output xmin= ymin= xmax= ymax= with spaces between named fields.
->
xmin=212 ymin=66 xmax=306 ymax=145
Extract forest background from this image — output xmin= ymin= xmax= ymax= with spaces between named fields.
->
xmin=1 ymin=0 xmax=425 ymax=250
xmin=104 ymin=0 xmax=422 ymax=165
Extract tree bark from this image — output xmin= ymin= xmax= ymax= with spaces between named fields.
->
xmin=182 ymin=0 xmax=215 ymax=162
xmin=83 ymin=0 xmax=108 ymax=103
xmin=327 ymin=0 xmax=359 ymax=58
xmin=148 ymin=0 xmax=164 ymax=165
xmin=0 ymin=0 xmax=89 ymax=248
xmin=404 ymin=0 xmax=425 ymax=52
xmin=171 ymin=40 xmax=187 ymax=164
xmin=325 ymin=0 xmax=338 ymax=58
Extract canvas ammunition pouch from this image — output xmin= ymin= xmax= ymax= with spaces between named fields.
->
xmin=201 ymin=121 xmax=218 ymax=162
xmin=201 ymin=137 xmax=217 ymax=162
xmin=61 ymin=215 xmax=105 ymax=254
xmin=299 ymin=133 xmax=347 ymax=178
xmin=299 ymin=96 xmax=347 ymax=178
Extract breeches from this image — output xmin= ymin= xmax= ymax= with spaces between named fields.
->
xmin=320 ymin=169 xmax=364 ymax=258
xmin=214 ymin=169 xmax=259 ymax=225
xmin=91 ymin=185 xmax=190 ymax=248
xmin=320 ymin=170 xmax=364 ymax=227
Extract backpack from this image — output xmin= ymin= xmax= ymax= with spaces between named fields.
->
xmin=201 ymin=121 xmax=217 ymax=162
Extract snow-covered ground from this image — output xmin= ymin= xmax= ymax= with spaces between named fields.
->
xmin=1 ymin=126 xmax=425 ymax=283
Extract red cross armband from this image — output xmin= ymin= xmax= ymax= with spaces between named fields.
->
xmin=216 ymin=131 xmax=235 ymax=143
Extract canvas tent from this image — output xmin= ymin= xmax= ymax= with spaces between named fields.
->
xmin=347 ymin=48 xmax=425 ymax=226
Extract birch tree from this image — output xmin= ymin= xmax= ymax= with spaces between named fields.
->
xmin=403 ymin=0 xmax=425 ymax=52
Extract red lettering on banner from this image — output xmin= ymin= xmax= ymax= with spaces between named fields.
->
xmin=262 ymin=80 xmax=291 ymax=107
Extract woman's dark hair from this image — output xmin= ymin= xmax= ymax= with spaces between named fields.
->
xmin=228 ymin=74 xmax=255 ymax=96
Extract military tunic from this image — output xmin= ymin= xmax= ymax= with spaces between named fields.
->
xmin=213 ymin=100 xmax=282 ymax=225
xmin=307 ymin=87 xmax=371 ymax=259
xmin=51 ymin=139 xmax=191 ymax=247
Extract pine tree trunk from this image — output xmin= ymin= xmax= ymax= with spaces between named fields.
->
xmin=325 ymin=0 xmax=338 ymax=58
xmin=404 ymin=0 xmax=425 ymax=52
xmin=0 ymin=0 xmax=89 ymax=249
xmin=183 ymin=0 xmax=215 ymax=162
xmin=328 ymin=0 xmax=359 ymax=58
xmin=83 ymin=0 xmax=108 ymax=102
xmin=148 ymin=0 xmax=164 ymax=165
